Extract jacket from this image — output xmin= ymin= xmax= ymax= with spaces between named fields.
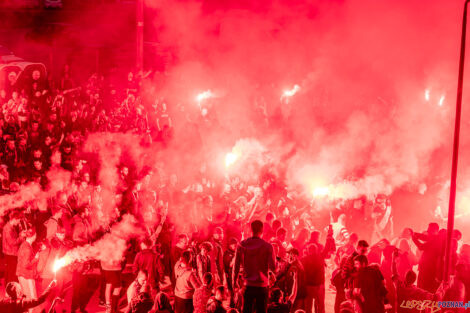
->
xmin=133 ymin=249 xmax=163 ymax=287
xmin=72 ymin=215 xmax=90 ymax=245
xmin=234 ymin=236 xmax=276 ymax=287
xmin=16 ymin=241 xmax=37 ymax=279
xmin=37 ymin=237 xmax=73 ymax=279
xmin=174 ymin=260 xmax=200 ymax=299
xmin=196 ymin=254 xmax=211 ymax=283
xmin=210 ymin=239 xmax=224 ymax=280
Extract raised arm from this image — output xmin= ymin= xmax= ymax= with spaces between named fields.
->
xmin=377 ymin=204 xmax=392 ymax=231
xmin=151 ymin=204 xmax=168 ymax=244
xmin=322 ymin=227 xmax=336 ymax=259
xmin=22 ymin=280 xmax=56 ymax=311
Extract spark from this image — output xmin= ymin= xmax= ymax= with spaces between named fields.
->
xmin=425 ymin=89 xmax=430 ymax=101
xmin=438 ymin=95 xmax=445 ymax=106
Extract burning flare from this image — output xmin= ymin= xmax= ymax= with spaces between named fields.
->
xmin=196 ymin=90 xmax=215 ymax=104
xmin=53 ymin=256 xmax=71 ymax=273
xmin=312 ymin=186 xmax=330 ymax=198
xmin=281 ymin=84 xmax=300 ymax=101
xmin=438 ymin=94 xmax=445 ymax=106
xmin=225 ymin=152 xmax=239 ymax=168
xmin=424 ymin=89 xmax=430 ymax=101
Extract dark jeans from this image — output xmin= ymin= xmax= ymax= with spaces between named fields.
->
xmin=71 ymin=271 xmax=87 ymax=312
xmin=4 ymin=254 xmax=18 ymax=284
xmin=417 ymin=268 xmax=439 ymax=293
xmin=305 ymin=285 xmax=325 ymax=313
xmin=174 ymin=297 xmax=194 ymax=313
xmin=243 ymin=286 xmax=269 ymax=313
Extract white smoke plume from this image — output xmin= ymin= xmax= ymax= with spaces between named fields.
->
xmin=64 ymin=214 xmax=144 ymax=264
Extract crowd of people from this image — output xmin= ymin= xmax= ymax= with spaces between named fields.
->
xmin=0 ymin=64 xmax=470 ymax=313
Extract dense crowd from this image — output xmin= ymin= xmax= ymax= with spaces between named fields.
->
xmin=0 ymin=65 xmax=470 ymax=313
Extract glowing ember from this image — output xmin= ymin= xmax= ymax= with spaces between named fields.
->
xmin=196 ymin=90 xmax=215 ymax=103
xmin=281 ymin=84 xmax=301 ymax=100
xmin=312 ymin=186 xmax=330 ymax=198
xmin=424 ymin=89 xmax=430 ymax=101
xmin=53 ymin=256 xmax=70 ymax=273
xmin=438 ymin=95 xmax=445 ymax=106
xmin=225 ymin=152 xmax=239 ymax=168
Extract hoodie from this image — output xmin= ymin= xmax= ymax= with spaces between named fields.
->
xmin=234 ymin=236 xmax=276 ymax=287
xmin=174 ymin=260 xmax=200 ymax=299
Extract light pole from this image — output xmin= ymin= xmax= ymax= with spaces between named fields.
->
xmin=444 ymin=0 xmax=470 ymax=282
xmin=136 ymin=0 xmax=144 ymax=73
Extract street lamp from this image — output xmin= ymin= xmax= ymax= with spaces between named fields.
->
xmin=444 ymin=0 xmax=470 ymax=282
xmin=136 ymin=0 xmax=144 ymax=73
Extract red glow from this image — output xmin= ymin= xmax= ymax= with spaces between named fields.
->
xmin=53 ymin=256 xmax=70 ymax=273
xmin=2 ymin=0 xmax=470 ymax=285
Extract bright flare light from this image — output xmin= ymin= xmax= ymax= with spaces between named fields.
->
xmin=439 ymin=95 xmax=445 ymax=106
xmin=456 ymin=193 xmax=470 ymax=219
xmin=281 ymin=85 xmax=300 ymax=100
xmin=225 ymin=152 xmax=239 ymax=168
xmin=53 ymin=256 xmax=70 ymax=273
xmin=312 ymin=187 xmax=330 ymax=198
xmin=196 ymin=90 xmax=215 ymax=103
xmin=424 ymin=89 xmax=430 ymax=101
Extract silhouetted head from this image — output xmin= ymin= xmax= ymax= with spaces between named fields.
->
xmin=251 ymin=220 xmax=264 ymax=237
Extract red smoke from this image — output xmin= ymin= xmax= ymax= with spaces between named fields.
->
xmin=2 ymin=0 xmax=470 ymax=250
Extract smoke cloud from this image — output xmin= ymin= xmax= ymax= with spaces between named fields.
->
xmin=64 ymin=214 xmax=144 ymax=264
xmin=143 ymin=0 xmax=462 ymax=203
xmin=2 ymin=0 xmax=469 ymax=251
